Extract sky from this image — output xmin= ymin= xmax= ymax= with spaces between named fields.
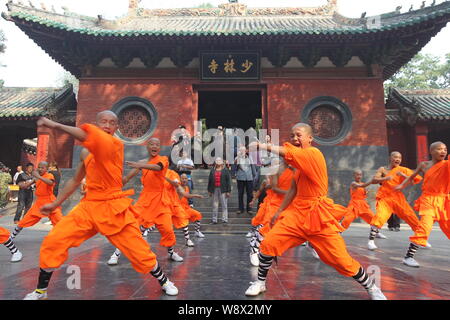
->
xmin=0 ymin=0 xmax=449 ymax=87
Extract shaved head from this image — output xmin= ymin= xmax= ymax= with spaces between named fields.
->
xmin=38 ymin=161 xmax=48 ymax=168
xmin=96 ymin=110 xmax=118 ymax=122
xmin=430 ymin=141 xmax=446 ymax=153
xmin=292 ymin=123 xmax=313 ymax=136
xmin=390 ymin=151 xmax=401 ymax=158
xmin=353 ymin=169 xmax=362 ymax=175
xmin=148 ymin=137 xmax=160 ymax=145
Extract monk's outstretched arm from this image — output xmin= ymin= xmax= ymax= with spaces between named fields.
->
xmin=165 ymin=177 xmax=180 ymax=187
xmin=176 ymin=185 xmax=204 ymax=199
xmin=123 ymin=168 xmax=140 ymax=186
xmin=37 ymin=117 xmax=87 ymax=142
xmin=351 ymin=181 xmax=372 ymax=189
xmin=395 ymin=163 xmax=425 ymax=191
xmin=371 ymin=167 xmax=391 ymax=184
xmin=40 ymin=161 xmax=86 ymax=215
xmin=250 ymin=142 xmax=287 ymax=157
xmin=32 ymin=170 xmax=54 ymax=186
xmin=126 ymin=161 xmax=163 ymax=171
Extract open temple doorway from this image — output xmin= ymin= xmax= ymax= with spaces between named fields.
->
xmin=198 ymin=90 xmax=262 ymax=132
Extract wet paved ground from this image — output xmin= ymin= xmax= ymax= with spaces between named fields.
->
xmin=0 ymin=219 xmax=449 ymax=300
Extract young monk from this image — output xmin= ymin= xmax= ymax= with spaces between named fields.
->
xmin=10 ymin=162 xmax=63 ymax=239
xmin=164 ymin=169 xmax=195 ymax=247
xmin=178 ymin=173 xmax=205 ymax=239
xmin=0 ymin=227 xmax=22 ymax=262
xmin=107 ymin=138 xmax=184 ymax=265
xmin=341 ymin=170 xmax=387 ymax=240
xmin=244 ymin=123 xmax=386 ymax=300
xmin=368 ymin=152 xmax=423 ymax=251
xmin=24 ymin=113 xmax=178 ymax=300
xmin=396 ymin=142 xmax=449 ymax=268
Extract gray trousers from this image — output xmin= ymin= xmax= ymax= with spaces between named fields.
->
xmin=212 ymin=187 xmax=228 ymax=223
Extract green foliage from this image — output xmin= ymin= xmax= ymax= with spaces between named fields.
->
xmin=0 ymin=30 xmax=5 ymax=54
xmin=385 ymin=53 xmax=450 ymax=96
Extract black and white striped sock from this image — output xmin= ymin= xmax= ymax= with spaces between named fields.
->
xmin=369 ymin=226 xmax=378 ymax=240
xmin=168 ymin=247 xmax=174 ymax=256
xmin=113 ymin=248 xmax=121 ymax=257
xmin=150 ymin=263 xmax=168 ymax=286
xmin=11 ymin=226 xmax=23 ymax=239
xmin=257 ymin=253 xmax=274 ymax=282
xmin=352 ymin=267 xmax=374 ymax=290
xmin=3 ymin=238 xmax=18 ymax=254
xmin=183 ymin=226 xmax=190 ymax=240
xmin=405 ymin=242 xmax=419 ymax=259
xmin=194 ymin=220 xmax=201 ymax=232
xmin=140 ymin=225 xmax=147 ymax=235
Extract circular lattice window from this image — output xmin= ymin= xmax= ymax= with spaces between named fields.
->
xmin=301 ymin=97 xmax=352 ymax=145
xmin=111 ymin=97 xmax=158 ymax=144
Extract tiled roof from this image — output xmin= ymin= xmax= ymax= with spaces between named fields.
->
xmin=0 ymin=85 xmax=73 ymax=119
xmin=3 ymin=1 xmax=450 ymax=37
xmin=386 ymin=88 xmax=450 ymax=123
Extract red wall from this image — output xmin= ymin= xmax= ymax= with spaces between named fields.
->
xmin=76 ymin=79 xmax=197 ymax=146
xmin=76 ymin=78 xmax=387 ymax=149
xmin=265 ymin=79 xmax=387 ymax=146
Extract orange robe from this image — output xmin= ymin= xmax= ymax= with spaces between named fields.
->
xmin=251 ymin=192 xmax=272 ymax=227
xmin=18 ymin=172 xmax=63 ymax=228
xmin=258 ymin=168 xmax=295 ymax=236
xmin=165 ymin=170 xmax=189 ymax=229
xmin=370 ymin=166 xmax=422 ymax=230
xmin=260 ymin=143 xmax=360 ymax=277
xmin=341 ymin=186 xmax=375 ymax=230
xmin=180 ymin=185 xmax=202 ymax=223
xmin=39 ymin=124 xmax=157 ymax=274
xmin=410 ymin=160 xmax=450 ymax=247
xmin=0 ymin=227 xmax=10 ymax=244
xmin=134 ymin=155 xmax=176 ymax=247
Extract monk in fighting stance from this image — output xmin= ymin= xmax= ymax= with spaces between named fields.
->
xmin=396 ymin=142 xmax=449 ymax=268
xmin=244 ymin=123 xmax=386 ymax=300
xmin=11 ymin=161 xmax=63 ymax=240
xmin=341 ymin=169 xmax=387 ymax=241
xmin=107 ymin=138 xmax=184 ymax=265
xmin=24 ymin=113 xmax=178 ymax=300
xmin=368 ymin=152 xmax=425 ymax=251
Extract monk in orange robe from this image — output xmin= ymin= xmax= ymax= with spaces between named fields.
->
xmin=244 ymin=123 xmax=386 ymax=300
xmin=396 ymin=142 xmax=450 ymax=268
xmin=11 ymin=161 xmax=63 ymax=240
xmin=24 ymin=113 xmax=178 ymax=300
xmin=341 ymin=169 xmax=387 ymax=242
xmin=248 ymin=159 xmax=298 ymax=266
xmin=177 ymin=173 xmax=205 ymax=242
xmin=0 ymin=227 xmax=22 ymax=262
xmin=367 ymin=151 xmax=423 ymax=251
xmin=164 ymin=170 xmax=204 ymax=247
xmin=107 ymin=138 xmax=184 ymax=265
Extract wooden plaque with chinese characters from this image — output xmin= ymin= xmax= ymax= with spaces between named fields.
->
xmin=200 ymin=52 xmax=260 ymax=81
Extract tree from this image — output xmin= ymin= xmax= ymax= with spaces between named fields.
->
xmin=0 ymin=29 xmax=6 ymax=86
xmin=384 ymin=53 xmax=450 ymax=96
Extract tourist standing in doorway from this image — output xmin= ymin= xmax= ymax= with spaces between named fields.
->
xmin=14 ymin=163 xmax=35 ymax=224
xmin=235 ymin=146 xmax=256 ymax=214
xmin=207 ymin=158 xmax=231 ymax=224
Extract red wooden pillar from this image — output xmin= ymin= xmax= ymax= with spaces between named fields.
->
xmin=415 ymin=123 xmax=429 ymax=164
xmin=36 ymin=125 xmax=50 ymax=165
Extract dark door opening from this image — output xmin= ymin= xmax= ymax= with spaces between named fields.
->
xmin=198 ymin=91 xmax=262 ymax=131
